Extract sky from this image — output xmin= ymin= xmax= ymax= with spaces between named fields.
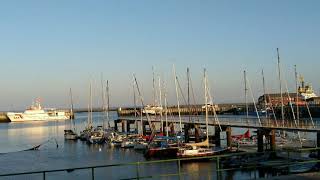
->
xmin=0 ymin=0 xmax=319 ymax=111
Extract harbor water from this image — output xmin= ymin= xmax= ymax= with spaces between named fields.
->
xmin=0 ymin=112 xmax=318 ymax=180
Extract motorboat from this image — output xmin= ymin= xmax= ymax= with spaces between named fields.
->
xmin=64 ymin=130 xmax=78 ymax=140
xmin=7 ymin=100 xmax=69 ymax=122
xmin=87 ymin=126 xmax=105 ymax=144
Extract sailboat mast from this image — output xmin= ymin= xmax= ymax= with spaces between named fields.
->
xmin=101 ymin=74 xmax=106 ymax=129
xmin=90 ymin=82 xmax=93 ymax=126
xmin=158 ymin=76 xmax=163 ymax=133
xmin=173 ymin=64 xmax=182 ymax=133
xmin=133 ymin=77 xmax=138 ymax=132
xmin=204 ymin=69 xmax=209 ymax=147
xmin=106 ymin=80 xmax=110 ymax=128
xmin=87 ymin=82 xmax=91 ymax=128
xmin=277 ymin=48 xmax=285 ymax=126
xmin=294 ymin=65 xmax=299 ymax=123
xmin=244 ymin=70 xmax=249 ymax=118
xmin=187 ymin=67 xmax=191 ymax=122
xmin=152 ymin=66 xmax=156 ymax=106
xmin=69 ymin=88 xmax=75 ymax=131
xmin=163 ymin=81 xmax=169 ymax=137
xmin=262 ymin=69 xmax=268 ymax=118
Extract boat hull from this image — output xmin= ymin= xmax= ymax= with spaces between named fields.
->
xmin=144 ymin=147 xmax=178 ymax=158
xmin=7 ymin=112 xmax=69 ymax=122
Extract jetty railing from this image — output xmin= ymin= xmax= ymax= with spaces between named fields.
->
xmin=0 ymin=148 xmax=319 ymax=180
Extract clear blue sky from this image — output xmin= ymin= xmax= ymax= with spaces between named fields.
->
xmin=0 ymin=0 xmax=319 ymax=110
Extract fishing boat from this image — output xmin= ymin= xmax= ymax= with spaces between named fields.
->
xmin=7 ymin=100 xmax=69 ymax=122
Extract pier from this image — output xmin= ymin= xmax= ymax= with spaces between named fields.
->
xmin=116 ymin=115 xmax=320 ymax=154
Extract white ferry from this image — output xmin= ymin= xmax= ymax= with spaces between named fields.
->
xmin=7 ymin=100 xmax=69 ymax=122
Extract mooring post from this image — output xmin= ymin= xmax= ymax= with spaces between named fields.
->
xmin=126 ymin=121 xmax=131 ymax=133
xmin=317 ymin=131 xmax=320 ymax=159
xmin=226 ymin=126 xmax=232 ymax=149
xmin=195 ymin=124 xmax=200 ymax=143
xmin=121 ymin=120 xmax=126 ymax=133
xmin=114 ymin=120 xmax=118 ymax=132
xmin=270 ymin=129 xmax=276 ymax=151
xmin=215 ymin=126 xmax=221 ymax=147
xmin=170 ymin=123 xmax=175 ymax=136
xmin=142 ymin=121 xmax=147 ymax=135
xmin=257 ymin=129 xmax=264 ymax=152
xmin=184 ymin=124 xmax=190 ymax=143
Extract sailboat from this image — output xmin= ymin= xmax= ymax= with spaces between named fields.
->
xmin=64 ymin=88 xmax=78 ymax=140
xmin=177 ymin=69 xmax=220 ymax=158
xmin=87 ymin=81 xmax=105 ymax=144
xmin=79 ymin=83 xmax=94 ymax=141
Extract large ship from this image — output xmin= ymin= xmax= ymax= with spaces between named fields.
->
xmin=298 ymin=75 xmax=318 ymax=100
xmin=7 ymin=100 xmax=69 ymax=122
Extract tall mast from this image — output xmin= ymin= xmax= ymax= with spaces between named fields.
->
xmin=173 ymin=64 xmax=182 ymax=133
xmin=87 ymin=82 xmax=92 ymax=128
xmin=262 ymin=69 xmax=268 ymax=118
xmin=69 ymin=88 xmax=75 ymax=131
xmin=101 ymin=73 xmax=106 ymax=129
xmin=90 ymin=82 xmax=93 ymax=126
xmin=294 ymin=65 xmax=299 ymax=124
xmin=277 ymin=48 xmax=285 ymax=126
xmin=106 ymin=80 xmax=110 ymax=128
xmin=158 ymin=76 xmax=163 ymax=133
xmin=204 ymin=69 xmax=209 ymax=147
xmin=244 ymin=70 xmax=249 ymax=118
xmin=187 ymin=67 xmax=191 ymax=122
xmin=133 ymin=77 xmax=137 ymax=131
xmin=163 ymin=81 xmax=169 ymax=137
xmin=152 ymin=66 xmax=156 ymax=106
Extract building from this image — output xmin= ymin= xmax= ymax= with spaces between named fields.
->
xmin=258 ymin=93 xmax=305 ymax=108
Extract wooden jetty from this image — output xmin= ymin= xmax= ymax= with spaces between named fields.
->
xmin=115 ymin=115 xmax=320 ymax=156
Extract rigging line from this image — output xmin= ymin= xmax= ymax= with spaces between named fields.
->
xmin=283 ymin=73 xmax=302 ymax=147
xmin=205 ymin=74 xmax=222 ymax=132
xmin=304 ymin=98 xmax=315 ymax=128
xmin=133 ymin=73 xmax=156 ymax=143
xmin=277 ymin=48 xmax=285 ymax=127
xmin=173 ymin=64 xmax=183 ymax=133
xmin=246 ymin=76 xmax=262 ymax=127
xmin=189 ymin=74 xmax=200 ymax=122
xmin=267 ymin=94 xmax=278 ymax=127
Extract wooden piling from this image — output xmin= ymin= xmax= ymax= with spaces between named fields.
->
xmin=121 ymin=120 xmax=125 ymax=133
xmin=184 ymin=124 xmax=190 ymax=143
xmin=257 ymin=129 xmax=264 ymax=152
xmin=114 ymin=120 xmax=119 ymax=131
xmin=270 ymin=129 xmax=276 ymax=151
xmin=126 ymin=121 xmax=131 ymax=133
xmin=317 ymin=131 xmax=320 ymax=159
xmin=226 ymin=126 xmax=232 ymax=148
xmin=195 ymin=124 xmax=200 ymax=143
xmin=215 ymin=126 xmax=221 ymax=147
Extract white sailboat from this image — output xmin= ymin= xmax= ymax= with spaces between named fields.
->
xmin=64 ymin=88 xmax=78 ymax=140
xmin=177 ymin=69 xmax=220 ymax=158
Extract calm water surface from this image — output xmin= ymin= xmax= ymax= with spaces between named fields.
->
xmin=0 ymin=112 xmax=318 ymax=180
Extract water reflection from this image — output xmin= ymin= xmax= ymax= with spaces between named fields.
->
xmin=0 ymin=113 xmax=318 ymax=179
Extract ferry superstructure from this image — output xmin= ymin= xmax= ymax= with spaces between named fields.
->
xmin=7 ymin=100 xmax=69 ymax=122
